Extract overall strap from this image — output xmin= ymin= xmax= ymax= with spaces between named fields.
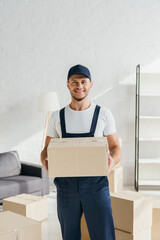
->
xmin=60 ymin=108 xmax=66 ymax=137
xmin=90 ymin=105 xmax=100 ymax=135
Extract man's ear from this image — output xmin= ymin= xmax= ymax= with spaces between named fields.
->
xmin=67 ymin=81 xmax=70 ymax=90
xmin=90 ymin=81 xmax=93 ymax=89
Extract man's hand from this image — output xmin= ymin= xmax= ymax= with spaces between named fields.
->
xmin=40 ymin=136 xmax=52 ymax=174
xmin=106 ymin=133 xmax=122 ymax=174
xmin=41 ymin=148 xmax=48 ymax=173
xmin=108 ymin=153 xmax=115 ymax=174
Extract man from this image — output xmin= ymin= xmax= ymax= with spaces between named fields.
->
xmin=41 ymin=64 xmax=121 ymax=240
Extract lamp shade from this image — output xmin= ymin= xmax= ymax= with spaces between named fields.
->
xmin=38 ymin=92 xmax=60 ymax=112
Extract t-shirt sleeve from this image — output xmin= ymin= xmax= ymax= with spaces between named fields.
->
xmin=47 ymin=112 xmax=59 ymax=138
xmin=103 ymin=109 xmax=116 ymax=136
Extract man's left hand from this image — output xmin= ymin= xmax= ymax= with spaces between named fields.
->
xmin=108 ymin=153 xmax=115 ymax=174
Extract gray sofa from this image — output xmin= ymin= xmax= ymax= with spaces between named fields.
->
xmin=0 ymin=151 xmax=50 ymax=203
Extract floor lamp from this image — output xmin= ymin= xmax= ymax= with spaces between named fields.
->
xmin=38 ymin=92 xmax=60 ymax=151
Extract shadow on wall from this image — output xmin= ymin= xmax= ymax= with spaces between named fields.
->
xmin=0 ymin=93 xmax=45 ymax=152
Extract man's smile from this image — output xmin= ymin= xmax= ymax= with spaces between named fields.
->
xmin=74 ymin=90 xmax=84 ymax=93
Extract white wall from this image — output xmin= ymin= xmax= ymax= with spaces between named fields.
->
xmin=1 ymin=0 xmax=160 ymax=186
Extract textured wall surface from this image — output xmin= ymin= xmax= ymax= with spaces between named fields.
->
xmin=1 ymin=0 xmax=160 ymax=186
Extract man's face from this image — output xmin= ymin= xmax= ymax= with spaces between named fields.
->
xmin=67 ymin=74 xmax=93 ymax=102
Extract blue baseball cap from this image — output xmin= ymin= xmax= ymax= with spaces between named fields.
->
xmin=67 ymin=64 xmax=91 ymax=81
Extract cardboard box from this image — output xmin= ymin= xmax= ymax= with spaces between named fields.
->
xmin=48 ymin=137 xmax=108 ymax=177
xmin=0 ymin=211 xmax=41 ymax=240
xmin=3 ymin=194 xmax=48 ymax=222
xmin=0 ymin=226 xmax=17 ymax=240
xmin=81 ymin=213 xmax=90 ymax=240
xmin=108 ymin=165 xmax=123 ymax=193
xmin=152 ymin=199 xmax=160 ymax=240
xmin=115 ymin=228 xmax=151 ymax=240
xmin=111 ymin=191 xmax=152 ymax=234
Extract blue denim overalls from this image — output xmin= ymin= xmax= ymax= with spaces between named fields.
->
xmin=54 ymin=105 xmax=115 ymax=240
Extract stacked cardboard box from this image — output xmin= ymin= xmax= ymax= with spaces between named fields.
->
xmin=48 ymin=137 xmax=108 ymax=177
xmin=3 ymin=194 xmax=48 ymax=222
xmin=108 ymin=165 xmax=123 ymax=193
xmin=152 ymin=199 xmax=160 ymax=240
xmin=111 ymin=191 xmax=152 ymax=240
xmin=81 ymin=213 xmax=90 ymax=240
xmin=0 ymin=211 xmax=41 ymax=240
xmin=115 ymin=228 xmax=151 ymax=240
xmin=0 ymin=226 xmax=17 ymax=240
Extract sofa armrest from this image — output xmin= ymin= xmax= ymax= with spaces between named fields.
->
xmin=20 ymin=161 xmax=50 ymax=195
xmin=21 ymin=161 xmax=42 ymax=178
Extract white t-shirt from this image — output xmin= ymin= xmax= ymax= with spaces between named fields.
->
xmin=47 ymin=102 xmax=116 ymax=138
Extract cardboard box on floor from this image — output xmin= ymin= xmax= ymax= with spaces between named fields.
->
xmin=81 ymin=213 xmax=90 ymax=240
xmin=0 ymin=226 xmax=17 ymax=240
xmin=48 ymin=137 xmax=108 ymax=177
xmin=0 ymin=211 xmax=41 ymax=240
xmin=3 ymin=194 xmax=48 ymax=222
xmin=111 ymin=191 xmax=152 ymax=234
xmin=152 ymin=199 xmax=160 ymax=240
xmin=115 ymin=228 xmax=151 ymax=240
xmin=108 ymin=165 xmax=123 ymax=193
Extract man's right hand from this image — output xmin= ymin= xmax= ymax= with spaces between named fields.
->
xmin=41 ymin=149 xmax=48 ymax=173
xmin=40 ymin=136 xmax=52 ymax=174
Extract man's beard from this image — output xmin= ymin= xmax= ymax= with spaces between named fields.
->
xmin=72 ymin=92 xmax=88 ymax=102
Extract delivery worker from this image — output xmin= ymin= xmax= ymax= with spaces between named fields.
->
xmin=41 ymin=64 xmax=122 ymax=240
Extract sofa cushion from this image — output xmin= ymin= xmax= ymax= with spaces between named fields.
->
xmin=0 ymin=175 xmax=42 ymax=200
xmin=0 ymin=151 xmax=21 ymax=178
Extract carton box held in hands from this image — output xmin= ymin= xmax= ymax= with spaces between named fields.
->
xmin=47 ymin=137 xmax=108 ymax=177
